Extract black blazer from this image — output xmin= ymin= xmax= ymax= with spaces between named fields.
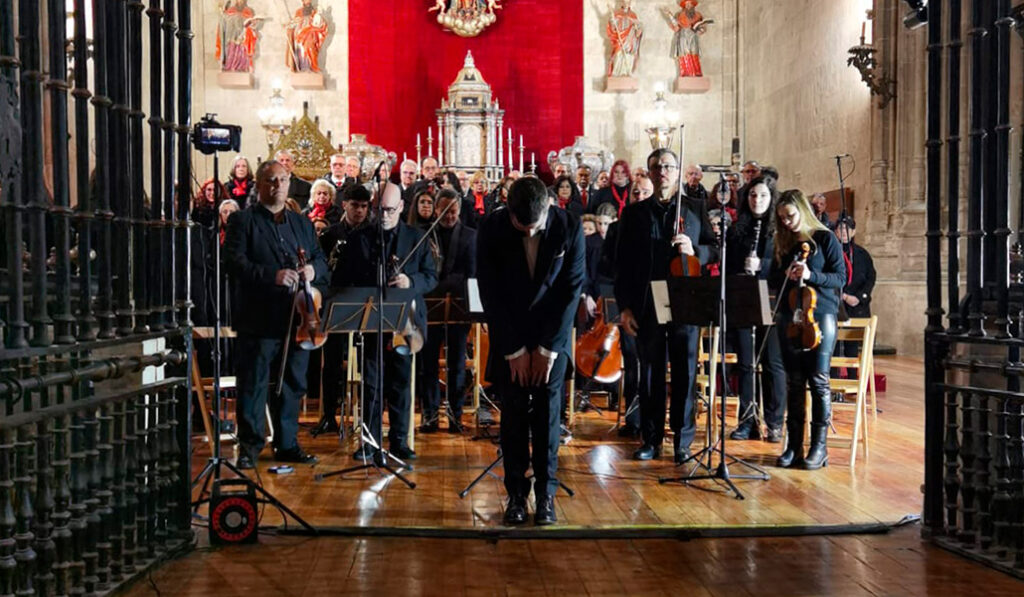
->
xmin=332 ymin=221 xmax=438 ymax=335
xmin=726 ymin=212 xmax=774 ymax=279
xmin=614 ymin=197 xmax=718 ymax=325
xmin=223 ymin=204 xmax=329 ymax=338
xmin=429 ymin=223 xmax=477 ymax=298
xmin=287 ymin=176 xmax=312 ymax=205
xmin=476 ymin=208 xmax=586 ymax=385
xmin=768 ymin=229 xmax=847 ymax=317
xmin=844 ymin=241 xmax=875 ymax=317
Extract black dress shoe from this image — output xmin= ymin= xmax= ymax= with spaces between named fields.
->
xmin=311 ymin=415 xmax=340 ymax=436
xmin=446 ymin=420 xmax=464 ymax=434
xmin=418 ymin=420 xmax=439 ymax=434
xmin=352 ymin=444 xmax=378 ymax=462
xmin=534 ymin=495 xmax=556 ymax=526
xmin=236 ymin=454 xmax=255 ymax=470
xmin=765 ymin=426 xmax=784 ymax=444
xmin=633 ymin=443 xmax=661 ymax=461
xmin=673 ymin=448 xmax=692 ymax=465
xmin=729 ymin=420 xmax=761 ymax=441
xmin=274 ymin=447 xmax=318 ymax=465
xmin=502 ymin=496 xmax=528 ymax=526
xmin=390 ymin=445 xmax=418 ymax=461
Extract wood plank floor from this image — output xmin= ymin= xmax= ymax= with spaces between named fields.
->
xmin=191 ymin=356 xmax=925 ymax=530
xmin=127 ymin=525 xmax=1024 ymax=596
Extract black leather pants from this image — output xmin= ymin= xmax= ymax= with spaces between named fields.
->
xmin=781 ymin=313 xmax=837 ymax=428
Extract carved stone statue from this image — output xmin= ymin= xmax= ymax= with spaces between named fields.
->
xmin=285 ymin=0 xmax=328 ymax=74
xmin=662 ymin=0 xmax=713 ymax=93
xmin=216 ymin=0 xmax=259 ymax=73
xmin=607 ymin=1 xmax=643 ymax=78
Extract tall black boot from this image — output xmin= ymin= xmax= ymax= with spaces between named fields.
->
xmin=803 ymin=387 xmax=831 ymax=470
xmin=803 ymin=424 xmax=829 ymax=470
xmin=776 ymin=420 xmax=804 ymax=468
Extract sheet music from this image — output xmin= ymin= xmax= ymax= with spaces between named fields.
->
xmin=467 ymin=278 xmax=484 ymax=314
xmin=650 ymin=281 xmax=673 ymax=325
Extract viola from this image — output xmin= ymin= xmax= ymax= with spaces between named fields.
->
xmin=293 ymin=248 xmax=326 ymax=350
xmin=575 ymin=298 xmax=623 ymax=384
xmin=786 ymin=242 xmax=821 ymax=351
xmin=669 ymin=218 xmax=702 ymax=277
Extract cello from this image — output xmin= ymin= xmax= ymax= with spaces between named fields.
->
xmin=575 ymin=298 xmax=623 ymax=384
xmin=786 ymin=242 xmax=821 ymax=351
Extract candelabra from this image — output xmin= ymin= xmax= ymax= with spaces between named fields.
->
xmin=847 ymin=15 xmax=896 ymax=109
xmin=257 ymin=79 xmax=296 ymax=155
xmin=643 ymin=82 xmax=678 ymax=150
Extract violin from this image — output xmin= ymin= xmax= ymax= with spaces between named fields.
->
xmin=786 ymin=242 xmax=821 ymax=351
xmin=293 ymin=248 xmax=326 ymax=350
xmin=575 ymin=298 xmax=623 ymax=384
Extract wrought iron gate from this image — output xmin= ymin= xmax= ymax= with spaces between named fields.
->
xmin=0 ymin=0 xmax=196 ymax=593
xmin=922 ymin=0 xmax=1024 ymax=579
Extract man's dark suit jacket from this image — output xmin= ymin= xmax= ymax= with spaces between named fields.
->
xmin=476 ymin=207 xmax=586 ymax=385
xmin=223 ymin=204 xmax=329 ymax=338
xmin=332 ymin=221 xmax=438 ymax=336
xmin=614 ymin=196 xmax=717 ymax=325
xmin=844 ymin=241 xmax=876 ymax=317
xmin=429 ymin=223 xmax=477 ymax=298
xmin=287 ymin=176 xmax=312 ymax=205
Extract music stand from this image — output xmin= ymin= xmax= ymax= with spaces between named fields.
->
xmin=312 ymin=287 xmax=417 ymax=488
xmin=656 ymin=274 xmax=772 ymax=499
xmin=464 ymin=278 xmax=500 ymax=439
xmin=422 ymin=292 xmax=473 ymax=429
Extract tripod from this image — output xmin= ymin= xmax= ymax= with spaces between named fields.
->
xmin=313 ymin=173 xmax=415 ymax=489
xmin=189 ymin=150 xmax=314 ymax=532
xmin=658 ymin=179 xmax=770 ymax=500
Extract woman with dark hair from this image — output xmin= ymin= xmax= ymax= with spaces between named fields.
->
xmin=769 ymin=189 xmax=846 ymax=470
xmin=225 ymin=155 xmax=257 ymax=206
xmin=725 ymin=175 xmax=786 ymax=443
xmin=407 ymin=190 xmax=436 ymax=229
xmin=709 ymin=179 xmax=738 ymax=222
xmin=551 ymin=174 xmax=585 ymax=218
xmin=588 ymin=159 xmax=632 ymax=216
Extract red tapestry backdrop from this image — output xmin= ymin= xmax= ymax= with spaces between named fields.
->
xmin=348 ymin=1 xmax=583 ymax=177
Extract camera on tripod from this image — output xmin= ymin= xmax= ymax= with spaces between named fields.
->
xmin=192 ymin=114 xmax=241 ymax=155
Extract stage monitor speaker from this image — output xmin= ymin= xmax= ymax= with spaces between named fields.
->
xmin=209 ymin=479 xmax=259 ymax=545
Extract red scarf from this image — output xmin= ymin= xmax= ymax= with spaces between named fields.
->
xmin=230 ymin=178 xmax=249 ymax=199
xmin=473 ymin=191 xmax=486 ymax=215
xmin=611 ymin=185 xmax=628 ymax=215
xmin=557 ymin=195 xmax=570 ymax=210
xmin=307 ymin=202 xmax=329 ymax=222
xmin=219 ymin=228 xmax=227 ymax=245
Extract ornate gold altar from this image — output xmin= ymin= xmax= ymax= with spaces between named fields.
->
xmin=436 ymin=51 xmax=505 ymax=183
xmin=272 ymin=102 xmax=336 ymax=181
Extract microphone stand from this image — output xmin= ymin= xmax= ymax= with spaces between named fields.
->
xmin=314 ymin=162 xmax=416 ymax=489
xmin=659 ymin=199 xmax=770 ymax=500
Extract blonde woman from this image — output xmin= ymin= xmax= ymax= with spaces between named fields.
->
xmin=769 ymin=190 xmax=847 ymax=471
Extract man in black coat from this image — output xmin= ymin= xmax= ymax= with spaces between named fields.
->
xmin=837 ymin=218 xmax=876 ymax=365
xmin=223 ymin=160 xmax=328 ymax=469
xmin=614 ymin=148 xmax=717 ymax=464
xmin=332 ymin=182 xmax=437 ymax=461
xmin=419 ymin=189 xmax=477 ymax=433
xmin=477 ymin=177 xmax=586 ymax=526
xmin=275 ymin=150 xmax=312 ymax=206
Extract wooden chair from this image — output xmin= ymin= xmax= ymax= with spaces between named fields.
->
xmin=811 ymin=316 xmax=878 ymax=467
xmin=696 ymin=326 xmax=738 ymax=437
xmin=190 ymin=326 xmax=238 ymax=455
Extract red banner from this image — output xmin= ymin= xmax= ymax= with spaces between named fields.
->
xmin=348 ymin=1 xmax=583 ymax=176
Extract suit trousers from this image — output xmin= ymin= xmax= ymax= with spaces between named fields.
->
xmin=499 ymin=354 xmax=568 ymax=500
xmin=235 ymin=334 xmax=309 ymax=458
xmin=636 ymin=323 xmax=699 ymax=448
xmin=421 ymin=324 xmax=470 ymax=423
xmin=361 ymin=333 xmax=413 ymax=450
xmin=730 ymin=325 xmax=787 ymax=429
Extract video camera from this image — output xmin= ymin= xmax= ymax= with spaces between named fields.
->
xmin=192 ymin=114 xmax=241 ymax=155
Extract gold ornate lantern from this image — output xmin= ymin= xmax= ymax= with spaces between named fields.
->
xmin=436 ymin=51 xmax=506 ymax=183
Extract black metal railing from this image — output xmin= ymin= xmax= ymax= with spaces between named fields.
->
xmin=0 ymin=0 xmax=196 ymax=592
xmin=924 ymin=0 xmax=1024 ymax=579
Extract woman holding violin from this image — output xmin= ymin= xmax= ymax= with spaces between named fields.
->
xmin=768 ymin=189 xmax=847 ymax=470
xmin=725 ymin=176 xmax=786 ymax=443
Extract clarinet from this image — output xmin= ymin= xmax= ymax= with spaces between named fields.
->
xmin=745 ymin=218 xmax=763 ymax=275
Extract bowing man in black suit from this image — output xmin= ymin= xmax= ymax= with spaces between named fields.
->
xmin=614 ymin=148 xmax=718 ymax=464
xmin=332 ymin=182 xmax=437 ymax=462
xmin=419 ymin=189 xmax=477 ymax=433
xmin=477 ymin=177 xmax=586 ymax=526
xmin=223 ymin=160 xmax=328 ymax=469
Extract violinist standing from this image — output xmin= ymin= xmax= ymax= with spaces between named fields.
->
xmin=224 ymin=160 xmax=328 ymax=469
xmin=768 ymin=190 xmax=847 ymax=470
xmin=614 ymin=148 xmax=717 ymax=464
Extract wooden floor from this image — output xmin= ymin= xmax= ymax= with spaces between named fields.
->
xmin=191 ymin=355 xmax=925 ymax=530
xmin=128 ymin=525 xmax=1024 ymax=596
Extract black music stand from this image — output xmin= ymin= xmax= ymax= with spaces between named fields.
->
xmin=422 ymin=292 xmax=473 ymax=429
xmin=312 ymin=287 xmax=417 ymax=488
xmin=464 ymin=278 xmax=500 ymax=440
xmin=656 ymin=274 xmax=772 ymax=499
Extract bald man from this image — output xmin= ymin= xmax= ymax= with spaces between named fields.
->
xmin=332 ymin=183 xmax=437 ymax=462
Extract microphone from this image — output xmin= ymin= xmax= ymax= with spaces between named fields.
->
xmin=700 ymin=164 xmax=733 ymax=173
xmin=834 ymin=154 xmax=851 ymax=159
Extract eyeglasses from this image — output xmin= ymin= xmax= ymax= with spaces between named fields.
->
xmin=381 ymin=206 xmax=400 ymax=215
xmin=650 ymin=164 xmax=678 ymax=172
xmin=741 ymin=168 xmax=759 ymax=175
